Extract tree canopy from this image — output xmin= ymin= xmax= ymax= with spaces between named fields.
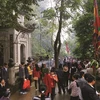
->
xmin=0 ymin=0 xmax=42 ymax=29
xmin=73 ymin=0 xmax=100 ymax=59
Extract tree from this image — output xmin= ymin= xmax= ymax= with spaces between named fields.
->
xmin=31 ymin=7 xmax=57 ymax=58
xmin=0 ymin=0 xmax=43 ymax=30
xmin=73 ymin=14 xmax=93 ymax=59
xmin=54 ymin=0 xmax=82 ymax=67
xmin=73 ymin=0 xmax=100 ymax=59
xmin=54 ymin=0 xmax=64 ymax=68
xmin=40 ymin=0 xmax=82 ymax=67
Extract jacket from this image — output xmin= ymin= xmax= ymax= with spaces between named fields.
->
xmin=81 ymin=83 xmax=100 ymax=100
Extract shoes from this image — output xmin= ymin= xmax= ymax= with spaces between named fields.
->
xmin=20 ymin=92 xmax=23 ymax=94
xmin=22 ymin=92 xmax=27 ymax=94
xmin=36 ymin=89 xmax=38 ymax=91
xmin=20 ymin=91 xmax=27 ymax=94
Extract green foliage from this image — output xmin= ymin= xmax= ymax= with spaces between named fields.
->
xmin=42 ymin=8 xmax=56 ymax=20
xmin=31 ymin=0 xmax=83 ymax=59
xmin=0 ymin=0 xmax=42 ymax=28
xmin=72 ymin=0 xmax=100 ymax=59
xmin=64 ymin=0 xmax=81 ymax=10
xmin=73 ymin=13 xmax=94 ymax=59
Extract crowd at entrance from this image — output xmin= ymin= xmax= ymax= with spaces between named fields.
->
xmin=0 ymin=56 xmax=100 ymax=100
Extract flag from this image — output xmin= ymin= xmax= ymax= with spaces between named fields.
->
xmin=66 ymin=43 xmax=69 ymax=53
xmin=93 ymin=0 xmax=100 ymax=51
xmin=94 ymin=0 xmax=100 ymax=35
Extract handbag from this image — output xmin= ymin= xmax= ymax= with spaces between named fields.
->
xmin=23 ymin=79 xmax=30 ymax=89
xmin=33 ymin=77 xmax=38 ymax=81
xmin=67 ymin=88 xmax=71 ymax=94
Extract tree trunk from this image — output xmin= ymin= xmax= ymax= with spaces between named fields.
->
xmin=54 ymin=0 xmax=64 ymax=68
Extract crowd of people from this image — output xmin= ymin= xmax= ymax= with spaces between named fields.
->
xmin=18 ymin=57 xmax=100 ymax=100
xmin=0 ymin=56 xmax=100 ymax=100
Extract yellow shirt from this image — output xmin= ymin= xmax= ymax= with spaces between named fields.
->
xmin=27 ymin=66 xmax=32 ymax=75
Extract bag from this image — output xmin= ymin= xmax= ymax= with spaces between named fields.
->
xmin=33 ymin=77 xmax=38 ymax=81
xmin=67 ymin=88 xmax=71 ymax=94
xmin=23 ymin=79 xmax=30 ymax=89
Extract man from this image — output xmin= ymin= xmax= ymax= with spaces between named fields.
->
xmin=2 ymin=63 xmax=9 ymax=88
xmin=81 ymin=74 xmax=100 ymax=100
xmin=56 ymin=64 xmax=65 ymax=94
xmin=77 ymin=71 xmax=87 ymax=100
xmin=0 ymin=78 xmax=10 ymax=99
xmin=19 ymin=62 xmax=27 ymax=94
xmin=77 ymin=71 xmax=87 ymax=89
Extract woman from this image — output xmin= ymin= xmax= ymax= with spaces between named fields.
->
xmin=68 ymin=73 xmax=80 ymax=100
xmin=33 ymin=64 xmax=41 ymax=91
xmin=27 ymin=62 xmax=33 ymax=86
xmin=19 ymin=62 xmax=27 ymax=94
xmin=50 ymin=70 xmax=58 ymax=100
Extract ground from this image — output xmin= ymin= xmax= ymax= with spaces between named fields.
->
xmin=10 ymin=82 xmax=70 ymax=100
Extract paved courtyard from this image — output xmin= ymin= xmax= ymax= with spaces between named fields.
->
xmin=10 ymin=82 xmax=70 ymax=100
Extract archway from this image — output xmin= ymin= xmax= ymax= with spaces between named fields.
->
xmin=20 ymin=44 xmax=26 ymax=63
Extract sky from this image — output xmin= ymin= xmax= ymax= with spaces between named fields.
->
xmin=38 ymin=0 xmax=55 ymax=12
xmin=38 ymin=0 xmax=69 ymax=43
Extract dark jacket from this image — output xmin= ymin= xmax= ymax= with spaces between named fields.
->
xmin=77 ymin=78 xmax=87 ymax=89
xmin=24 ymin=66 xmax=29 ymax=79
xmin=0 ymin=84 xmax=6 ymax=98
xmin=19 ymin=66 xmax=25 ymax=79
xmin=81 ymin=83 xmax=100 ymax=100
xmin=2 ymin=68 xmax=9 ymax=82
xmin=56 ymin=69 xmax=63 ymax=81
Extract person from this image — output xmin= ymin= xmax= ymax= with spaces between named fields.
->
xmin=77 ymin=71 xmax=87 ymax=89
xmin=33 ymin=63 xmax=41 ymax=91
xmin=81 ymin=74 xmax=100 ymax=100
xmin=77 ymin=71 xmax=87 ymax=100
xmin=33 ymin=83 xmax=50 ymax=100
xmin=56 ymin=64 xmax=65 ymax=94
xmin=43 ymin=68 xmax=51 ymax=97
xmin=68 ymin=73 xmax=80 ymax=100
xmin=96 ymin=67 xmax=100 ymax=80
xmin=42 ymin=63 xmax=49 ymax=78
xmin=70 ymin=62 xmax=77 ymax=81
xmin=19 ymin=62 xmax=27 ymax=94
xmin=63 ymin=64 xmax=69 ymax=88
xmin=2 ymin=63 xmax=9 ymax=88
xmin=43 ymin=69 xmax=58 ymax=100
xmin=50 ymin=70 xmax=58 ymax=100
xmin=0 ymin=78 xmax=10 ymax=99
xmin=27 ymin=62 xmax=33 ymax=86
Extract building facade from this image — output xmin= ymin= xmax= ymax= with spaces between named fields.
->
xmin=0 ymin=15 xmax=32 ymax=66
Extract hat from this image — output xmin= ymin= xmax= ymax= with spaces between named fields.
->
xmin=27 ymin=57 xmax=33 ymax=63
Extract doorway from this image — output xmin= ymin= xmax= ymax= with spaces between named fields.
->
xmin=20 ymin=44 xmax=26 ymax=63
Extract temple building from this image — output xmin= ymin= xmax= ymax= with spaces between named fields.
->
xmin=0 ymin=15 xmax=34 ymax=66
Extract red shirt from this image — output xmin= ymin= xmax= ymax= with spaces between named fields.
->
xmin=33 ymin=67 xmax=41 ymax=78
